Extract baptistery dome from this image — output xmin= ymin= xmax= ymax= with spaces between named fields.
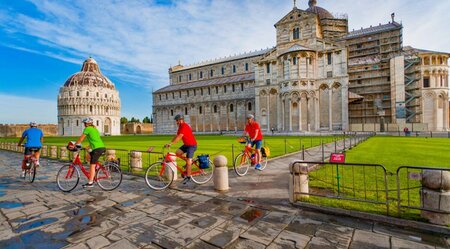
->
xmin=306 ymin=0 xmax=334 ymax=19
xmin=57 ymin=57 xmax=121 ymax=136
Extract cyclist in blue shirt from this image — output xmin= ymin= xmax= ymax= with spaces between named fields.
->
xmin=18 ymin=122 xmax=44 ymax=177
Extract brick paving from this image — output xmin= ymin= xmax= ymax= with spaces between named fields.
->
xmin=0 ymin=142 xmax=448 ymax=248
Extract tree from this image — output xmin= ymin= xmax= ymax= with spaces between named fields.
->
xmin=130 ymin=117 xmax=140 ymax=123
xmin=120 ymin=117 xmax=128 ymax=124
xmin=143 ymin=116 xmax=151 ymax=123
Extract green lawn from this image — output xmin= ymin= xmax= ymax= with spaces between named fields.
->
xmin=1 ymin=134 xmax=340 ymax=168
xmin=305 ymin=136 xmax=450 ymax=221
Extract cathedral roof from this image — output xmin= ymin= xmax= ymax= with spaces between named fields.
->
xmin=403 ymin=46 xmax=450 ymax=56
xmin=345 ymin=22 xmax=402 ymax=39
xmin=63 ymin=57 xmax=115 ymax=89
xmin=172 ymin=48 xmax=272 ymax=72
xmin=154 ymin=73 xmax=254 ymax=93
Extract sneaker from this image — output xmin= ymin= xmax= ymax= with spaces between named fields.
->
xmin=82 ymin=182 xmax=94 ymax=188
xmin=21 ymin=171 xmax=25 ymax=178
xmin=255 ymin=164 xmax=262 ymax=171
xmin=181 ymin=176 xmax=191 ymax=185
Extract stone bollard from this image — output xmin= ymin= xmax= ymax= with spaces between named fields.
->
xmin=420 ymin=170 xmax=450 ymax=226
xmin=106 ymin=149 xmax=116 ymax=161
xmin=213 ymin=155 xmax=229 ymax=191
xmin=289 ymin=161 xmax=310 ymax=203
xmin=41 ymin=145 xmax=48 ymax=157
xmin=130 ymin=151 xmax=142 ymax=170
xmin=60 ymin=147 xmax=68 ymax=160
xmin=50 ymin=146 xmax=57 ymax=158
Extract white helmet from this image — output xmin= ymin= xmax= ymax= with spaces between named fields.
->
xmin=30 ymin=121 xmax=37 ymax=127
xmin=82 ymin=117 xmax=94 ymax=124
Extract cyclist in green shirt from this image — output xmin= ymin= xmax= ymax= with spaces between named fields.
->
xmin=72 ymin=117 xmax=106 ymax=188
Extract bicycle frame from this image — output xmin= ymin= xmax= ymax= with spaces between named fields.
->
xmin=158 ymin=150 xmax=205 ymax=178
xmin=65 ymin=151 xmax=109 ymax=181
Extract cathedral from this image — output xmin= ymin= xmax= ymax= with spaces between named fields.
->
xmin=57 ymin=57 xmax=121 ymax=136
xmin=152 ymin=0 xmax=449 ymax=133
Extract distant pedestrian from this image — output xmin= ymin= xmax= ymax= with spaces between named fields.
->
xmin=403 ymin=127 xmax=410 ymax=136
xmin=271 ymin=127 xmax=274 ymax=135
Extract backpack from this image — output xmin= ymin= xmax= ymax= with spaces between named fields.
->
xmin=197 ymin=154 xmax=210 ymax=169
xmin=261 ymin=146 xmax=270 ymax=157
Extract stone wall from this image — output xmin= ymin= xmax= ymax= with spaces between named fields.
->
xmin=0 ymin=124 xmax=58 ymax=137
xmin=121 ymin=123 xmax=153 ymax=134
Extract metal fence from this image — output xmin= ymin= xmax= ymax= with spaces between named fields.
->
xmin=292 ymin=161 xmax=390 ymax=215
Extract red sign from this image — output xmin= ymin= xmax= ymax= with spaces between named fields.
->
xmin=330 ymin=153 xmax=345 ymax=163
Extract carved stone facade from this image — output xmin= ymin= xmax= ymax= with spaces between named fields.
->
xmin=57 ymin=58 xmax=121 ymax=136
xmin=152 ymin=1 xmax=448 ymax=133
xmin=121 ymin=123 xmax=153 ymax=134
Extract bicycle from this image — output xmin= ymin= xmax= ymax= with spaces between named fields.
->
xmin=56 ymin=146 xmax=122 ymax=192
xmin=21 ymin=147 xmax=39 ymax=183
xmin=145 ymin=148 xmax=214 ymax=190
xmin=234 ymin=137 xmax=268 ymax=176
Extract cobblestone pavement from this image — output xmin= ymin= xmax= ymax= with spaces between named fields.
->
xmin=0 ymin=147 xmax=448 ymax=249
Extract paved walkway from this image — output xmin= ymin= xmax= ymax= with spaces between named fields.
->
xmin=0 ymin=141 xmax=448 ymax=248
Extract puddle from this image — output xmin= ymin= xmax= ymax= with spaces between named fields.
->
xmin=240 ymin=208 xmax=265 ymax=223
xmin=0 ymin=230 xmax=68 ymax=249
xmin=0 ymin=201 xmax=25 ymax=209
xmin=0 ymin=191 xmax=5 ymax=197
xmin=15 ymin=217 xmax=58 ymax=233
xmin=79 ymin=214 xmax=97 ymax=224
xmin=119 ymin=198 xmax=143 ymax=207
xmin=67 ymin=207 xmax=88 ymax=216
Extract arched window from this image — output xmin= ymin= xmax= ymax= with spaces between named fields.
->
xmin=171 ymin=109 xmax=174 ymax=116
xmin=223 ymin=85 xmax=227 ymax=93
xmin=189 ymin=73 xmax=192 ymax=81
xmin=221 ymin=66 xmax=225 ymax=75
xmin=215 ymin=86 xmax=218 ymax=94
xmin=76 ymin=120 xmax=79 ymax=126
xmin=245 ymin=63 xmax=249 ymax=71
xmin=214 ymin=105 xmax=217 ymax=113
xmin=96 ymin=92 xmax=99 ymax=97
xmin=77 ymin=91 xmax=80 ymax=97
xmin=248 ymin=102 xmax=252 ymax=111
xmin=230 ymin=104 xmax=234 ymax=112
xmin=200 ymin=71 xmax=203 ymax=78
xmin=293 ymin=27 xmax=300 ymax=39
xmin=105 ymin=94 xmax=108 ymax=98
xmin=232 ymin=65 xmax=236 ymax=73
xmin=199 ymin=106 xmax=202 ymax=114
xmin=96 ymin=120 xmax=99 ymax=126
xmin=210 ymin=69 xmax=214 ymax=77
xmin=90 ymin=105 xmax=93 ymax=113
xmin=86 ymin=92 xmax=89 ymax=97
xmin=185 ymin=107 xmax=188 ymax=115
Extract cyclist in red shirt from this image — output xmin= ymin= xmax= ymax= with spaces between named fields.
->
xmin=242 ymin=114 xmax=263 ymax=170
xmin=165 ymin=114 xmax=197 ymax=184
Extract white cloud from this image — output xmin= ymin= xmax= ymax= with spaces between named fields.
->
xmin=0 ymin=94 xmax=57 ymax=124
xmin=1 ymin=0 xmax=449 ymax=92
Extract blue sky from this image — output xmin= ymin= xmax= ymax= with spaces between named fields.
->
xmin=0 ymin=0 xmax=449 ymax=124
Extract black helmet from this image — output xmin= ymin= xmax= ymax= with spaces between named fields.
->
xmin=174 ymin=114 xmax=184 ymax=121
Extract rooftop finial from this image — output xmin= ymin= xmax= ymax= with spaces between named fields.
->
xmin=308 ymin=0 xmax=317 ymax=8
xmin=293 ymin=0 xmax=296 ymax=8
xmin=391 ymin=12 xmax=395 ymax=22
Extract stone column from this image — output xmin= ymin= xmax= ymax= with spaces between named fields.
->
xmin=266 ymin=93 xmax=270 ymax=133
xmin=420 ymin=170 xmax=450 ymax=226
xmin=130 ymin=151 xmax=142 ymax=170
xmin=41 ymin=145 xmax=48 ymax=157
xmin=213 ymin=155 xmax=229 ymax=191
xmin=106 ymin=149 xmax=116 ymax=161
xmin=50 ymin=146 xmax=57 ymax=158
xmin=289 ymin=161 xmax=310 ymax=203
xmin=60 ymin=147 xmax=68 ymax=160
xmin=328 ymin=88 xmax=333 ymax=131
xmin=289 ymin=98 xmax=292 ymax=132
xmin=298 ymin=98 xmax=302 ymax=132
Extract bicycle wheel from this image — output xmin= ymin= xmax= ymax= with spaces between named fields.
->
xmin=234 ymin=152 xmax=250 ymax=176
xmin=56 ymin=164 xmax=80 ymax=192
xmin=259 ymin=156 xmax=268 ymax=170
xmin=96 ymin=162 xmax=122 ymax=191
xmin=145 ymin=161 xmax=173 ymax=190
xmin=26 ymin=162 xmax=36 ymax=183
xmin=191 ymin=159 xmax=214 ymax=184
